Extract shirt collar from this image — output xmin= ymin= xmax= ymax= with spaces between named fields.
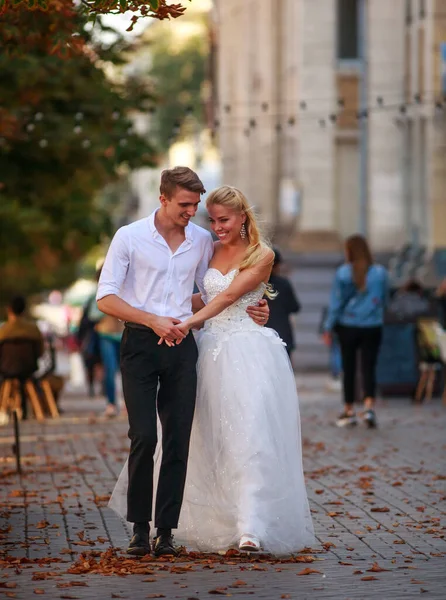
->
xmin=148 ymin=209 xmax=194 ymax=242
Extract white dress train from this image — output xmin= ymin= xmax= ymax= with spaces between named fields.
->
xmin=109 ymin=268 xmax=315 ymax=555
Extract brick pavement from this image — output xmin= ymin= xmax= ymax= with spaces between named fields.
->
xmin=0 ymin=378 xmax=445 ymax=599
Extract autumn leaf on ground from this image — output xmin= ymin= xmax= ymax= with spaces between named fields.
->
xmin=230 ymin=580 xmax=247 ymax=587
xmin=208 ymin=589 xmax=229 ymax=595
xmin=33 ymin=591 xmax=45 ymax=595
xmin=281 ymin=595 xmax=291 ymax=599
xmin=361 ymin=576 xmax=379 ymax=581
xmin=322 ymin=541 xmax=336 ymax=550
xmin=60 ymin=596 xmax=80 ymax=600
xmin=36 ymin=520 xmax=50 ymax=529
xmin=367 ymin=562 xmax=390 ymax=573
xmin=146 ymin=596 xmax=165 ymax=599
xmin=0 ymin=583 xmax=17 ymax=589
xmin=297 ymin=568 xmax=322 ymax=576
xmin=294 ymin=556 xmax=317 ymax=563
xmin=370 ymin=507 xmax=390 ymax=513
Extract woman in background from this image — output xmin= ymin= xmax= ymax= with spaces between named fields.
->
xmin=323 ymin=235 xmax=389 ymax=429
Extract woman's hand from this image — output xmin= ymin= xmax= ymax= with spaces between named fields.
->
xmin=158 ymin=321 xmax=193 ymax=346
xmin=322 ymin=331 xmax=332 ymax=346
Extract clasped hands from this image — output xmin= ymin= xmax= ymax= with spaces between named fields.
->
xmin=153 ymin=299 xmax=270 ymax=347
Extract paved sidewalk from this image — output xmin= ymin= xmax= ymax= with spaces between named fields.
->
xmin=1 ymin=377 xmax=445 ymax=599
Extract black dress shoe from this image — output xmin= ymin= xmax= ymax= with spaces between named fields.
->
xmin=127 ymin=522 xmax=150 ymax=556
xmin=153 ymin=533 xmax=178 ymax=557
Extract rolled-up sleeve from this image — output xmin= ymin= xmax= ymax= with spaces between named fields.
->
xmin=194 ymin=234 xmax=214 ymax=296
xmin=96 ymin=227 xmax=130 ymax=301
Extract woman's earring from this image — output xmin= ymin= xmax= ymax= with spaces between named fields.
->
xmin=240 ymin=223 xmax=247 ymax=239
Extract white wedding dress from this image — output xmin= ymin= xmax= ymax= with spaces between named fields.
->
xmin=109 ymin=268 xmax=315 ymax=555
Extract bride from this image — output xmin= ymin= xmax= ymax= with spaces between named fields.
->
xmin=110 ymin=186 xmax=314 ymax=555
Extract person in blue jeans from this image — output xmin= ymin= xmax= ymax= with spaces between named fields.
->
xmin=323 ymin=235 xmax=389 ymax=428
xmin=89 ymin=268 xmax=123 ymax=417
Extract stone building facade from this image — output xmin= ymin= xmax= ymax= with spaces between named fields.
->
xmin=212 ymin=0 xmax=446 ymax=254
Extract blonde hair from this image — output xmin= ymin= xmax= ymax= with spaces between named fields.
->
xmin=206 ymin=185 xmax=276 ymax=298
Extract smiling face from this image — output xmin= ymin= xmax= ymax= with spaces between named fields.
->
xmin=160 ymin=186 xmax=201 ymax=228
xmin=208 ymin=204 xmax=246 ymax=245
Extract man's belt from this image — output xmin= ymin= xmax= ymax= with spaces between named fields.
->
xmin=124 ymin=321 xmax=153 ymax=332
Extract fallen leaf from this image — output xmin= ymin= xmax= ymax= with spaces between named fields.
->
xmin=34 ymin=591 xmax=45 ymax=595
xmin=146 ymin=596 xmax=165 ymax=599
xmin=322 ymin=541 xmax=336 ymax=550
xmin=361 ymin=576 xmax=379 ymax=581
xmin=0 ymin=583 xmax=17 ymax=589
xmin=367 ymin=562 xmax=390 ymax=573
xmin=230 ymin=580 xmax=247 ymax=587
xmin=36 ymin=521 xmax=50 ymax=529
xmin=281 ymin=596 xmax=291 ymax=599
xmin=297 ymin=568 xmax=322 ymax=576
xmin=370 ymin=507 xmax=390 ymax=513
xmin=294 ymin=556 xmax=317 ymax=563
xmin=208 ymin=589 xmax=228 ymax=595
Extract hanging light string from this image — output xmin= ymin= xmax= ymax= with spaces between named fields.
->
xmin=0 ymin=89 xmax=444 ymax=149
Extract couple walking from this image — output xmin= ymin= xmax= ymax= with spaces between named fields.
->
xmin=98 ymin=167 xmax=314 ymax=556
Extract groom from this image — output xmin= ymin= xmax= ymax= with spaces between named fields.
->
xmin=97 ymin=167 xmax=269 ymax=557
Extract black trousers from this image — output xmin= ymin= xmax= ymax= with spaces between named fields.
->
xmin=336 ymin=325 xmax=383 ymax=406
xmin=120 ymin=325 xmax=198 ymax=527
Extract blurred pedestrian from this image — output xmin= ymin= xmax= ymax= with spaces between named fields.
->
xmin=0 ymin=296 xmax=44 ymax=418
xmin=88 ymin=266 xmax=123 ymax=417
xmin=435 ymin=278 xmax=446 ymax=328
xmin=322 ymin=235 xmax=389 ymax=429
xmin=77 ymin=292 xmax=102 ymax=397
xmin=319 ymin=306 xmax=342 ymax=391
xmin=268 ymin=248 xmax=301 ymax=359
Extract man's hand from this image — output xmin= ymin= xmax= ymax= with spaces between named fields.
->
xmin=246 ymin=298 xmax=270 ymax=326
xmin=150 ymin=316 xmax=186 ymax=342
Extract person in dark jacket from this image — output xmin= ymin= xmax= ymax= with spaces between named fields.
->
xmin=268 ymin=249 xmax=301 ymax=358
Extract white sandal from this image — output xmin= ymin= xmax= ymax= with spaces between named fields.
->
xmin=239 ymin=534 xmax=261 ymax=552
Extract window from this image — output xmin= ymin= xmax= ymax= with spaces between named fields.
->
xmin=337 ymin=0 xmax=359 ymax=61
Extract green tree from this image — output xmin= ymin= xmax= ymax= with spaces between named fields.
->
xmin=0 ymin=3 xmax=156 ymax=303
xmin=142 ymin=7 xmax=210 ymax=152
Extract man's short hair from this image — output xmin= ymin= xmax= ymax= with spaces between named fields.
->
xmin=9 ymin=296 xmax=26 ymax=316
xmin=160 ymin=166 xmax=206 ymax=199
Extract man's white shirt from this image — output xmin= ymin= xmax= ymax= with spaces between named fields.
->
xmin=96 ymin=210 xmax=214 ymax=321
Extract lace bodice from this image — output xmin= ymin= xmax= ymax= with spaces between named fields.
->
xmin=202 ymin=268 xmax=265 ymax=333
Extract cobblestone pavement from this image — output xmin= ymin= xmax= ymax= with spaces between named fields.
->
xmin=1 ymin=376 xmax=445 ymax=599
